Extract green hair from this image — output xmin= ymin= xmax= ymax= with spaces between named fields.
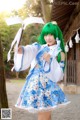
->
xmin=38 ymin=22 xmax=65 ymax=53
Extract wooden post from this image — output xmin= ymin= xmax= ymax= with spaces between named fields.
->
xmin=0 ymin=39 xmax=8 ymax=117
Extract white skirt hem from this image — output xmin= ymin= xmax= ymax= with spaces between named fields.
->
xmin=15 ymin=101 xmax=71 ymax=113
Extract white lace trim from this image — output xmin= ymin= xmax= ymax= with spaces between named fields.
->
xmin=15 ymin=101 xmax=71 ymax=113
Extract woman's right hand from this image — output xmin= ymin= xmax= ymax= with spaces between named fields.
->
xmin=14 ymin=46 xmax=23 ymax=54
xmin=18 ymin=46 xmax=23 ymax=54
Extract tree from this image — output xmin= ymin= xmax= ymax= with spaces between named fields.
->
xmin=0 ymin=13 xmax=8 ymax=117
xmin=21 ymin=0 xmax=52 ymax=22
xmin=0 ymin=39 xmax=8 ymax=117
xmin=0 ymin=13 xmax=21 ymax=78
xmin=40 ymin=0 xmax=52 ymax=22
xmin=9 ymin=0 xmax=52 ymax=22
xmin=17 ymin=0 xmax=42 ymax=19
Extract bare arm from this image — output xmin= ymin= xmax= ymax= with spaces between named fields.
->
xmin=60 ymin=52 xmax=65 ymax=61
xmin=18 ymin=46 xmax=23 ymax=54
xmin=14 ymin=46 xmax=23 ymax=54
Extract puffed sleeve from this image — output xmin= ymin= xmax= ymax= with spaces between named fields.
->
xmin=13 ymin=42 xmax=41 ymax=72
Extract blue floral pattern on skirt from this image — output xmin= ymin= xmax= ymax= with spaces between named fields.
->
xmin=15 ymin=68 xmax=70 ymax=113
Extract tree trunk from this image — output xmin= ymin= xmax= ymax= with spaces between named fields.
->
xmin=41 ymin=0 xmax=52 ymax=23
xmin=0 ymin=39 xmax=8 ymax=117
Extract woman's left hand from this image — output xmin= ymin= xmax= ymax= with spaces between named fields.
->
xmin=43 ymin=53 xmax=51 ymax=62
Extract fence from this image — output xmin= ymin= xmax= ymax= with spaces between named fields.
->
xmin=66 ymin=60 xmax=76 ymax=84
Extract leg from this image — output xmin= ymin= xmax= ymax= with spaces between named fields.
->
xmin=38 ymin=111 xmax=51 ymax=120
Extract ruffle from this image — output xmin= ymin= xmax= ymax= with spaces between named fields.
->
xmin=15 ymin=101 xmax=71 ymax=113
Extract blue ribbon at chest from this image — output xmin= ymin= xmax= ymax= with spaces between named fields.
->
xmin=36 ymin=46 xmax=52 ymax=73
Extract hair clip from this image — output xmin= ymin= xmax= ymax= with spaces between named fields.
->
xmin=51 ymin=21 xmax=57 ymax=25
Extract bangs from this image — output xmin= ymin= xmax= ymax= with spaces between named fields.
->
xmin=42 ymin=29 xmax=54 ymax=36
xmin=41 ymin=23 xmax=58 ymax=39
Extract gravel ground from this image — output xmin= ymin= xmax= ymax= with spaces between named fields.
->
xmin=6 ymin=79 xmax=80 ymax=120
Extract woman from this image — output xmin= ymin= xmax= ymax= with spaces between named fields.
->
xmin=14 ymin=22 xmax=70 ymax=120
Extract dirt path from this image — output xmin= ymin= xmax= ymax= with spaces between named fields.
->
xmin=6 ymin=80 xmax=80 ymax=120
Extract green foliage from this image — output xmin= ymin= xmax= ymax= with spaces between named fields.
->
xmin=0 ymin=12 xmax=43 ymax=78
xmin=21 ymin=24 xmax=43 ymax=45
xmin=0 ymin=0 xmax=46 ymax=78
xmin=0 ymin=13 xmax=21 ymax=78
xmin=25 ymin=0 xmax=42 ymax=17
xmin=12 ymin=0 xmax=42 ymax=19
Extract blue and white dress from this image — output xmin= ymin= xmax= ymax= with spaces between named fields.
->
xmin=14 ymin=42 xmax=70 ymax=113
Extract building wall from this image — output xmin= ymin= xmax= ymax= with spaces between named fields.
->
xmin=64 ymin=1 xmax=80 ymax=42
xmin=64 ymin=1 xmax=80 ymax=85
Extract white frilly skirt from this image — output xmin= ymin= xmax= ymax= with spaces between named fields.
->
xmin=15 ymin=68 xmax=70 ymax=113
